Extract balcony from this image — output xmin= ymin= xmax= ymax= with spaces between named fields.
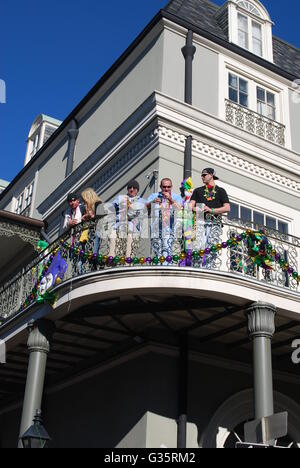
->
xmin=1 ymin=213 xmax=299 ymax=325
xmin=225 ymin=99 xmax=286 ymax=146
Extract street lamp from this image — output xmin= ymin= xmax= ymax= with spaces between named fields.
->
xmin=21 ymin=409 xmax=51 ymax=448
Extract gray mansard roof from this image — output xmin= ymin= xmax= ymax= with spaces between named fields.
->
xmin=164 ymin=0 xmax=300 ymax=78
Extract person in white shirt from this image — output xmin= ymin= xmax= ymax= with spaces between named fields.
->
xmin=63 ymin=193 xmax=86 ymax=230
xmin=109 ymin=180 xmax=146 ymax=258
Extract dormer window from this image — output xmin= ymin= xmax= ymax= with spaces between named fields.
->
xmin=227 ymin=0 xmax=274 ymax=62
xmin=237 ymin=13 xmax=262 ymax=56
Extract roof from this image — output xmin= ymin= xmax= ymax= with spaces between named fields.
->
xmin=0 ymin=210 xmax=44 ymax=229
xmin=40 ymin=114 xmax=62 ymax=127
xmin=0 ymin=180 xmax=9 ymax=188
xmin=164 ymin=0 xmax=300 ymax=78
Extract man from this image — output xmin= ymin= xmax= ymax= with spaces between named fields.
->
xmin=109 ymin=180 xmax=146 ymax=258
xmin=190 ymin=168 xmax=230 ymax=266
xmin=189 ymin=168 xmax=230 ymax=218
xmin=147 ymin=178 xmax=182 ymax=259
xmin=114 ymin=180 xmax=145 ymax=233
xmin=63 ymin=193 xmax=86 ymax=230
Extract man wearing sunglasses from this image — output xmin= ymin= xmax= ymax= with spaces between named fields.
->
xmin=147 ymin=178 xmax=182 ymax=260
xmin=189 ymin=168 xmax=230 ymax=218
xmin=189 ymin=168 xmax=230 ymax=267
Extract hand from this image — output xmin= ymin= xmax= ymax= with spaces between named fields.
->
xmin=154 ymin=198 xmax=162 ymax=204
xmin=203 ymin=206 xmax=211 ymax=213
xmin=163 ymin=193 xmax=173 ymax=204
xmin=69 ymin=219 xmax=78 ymax=227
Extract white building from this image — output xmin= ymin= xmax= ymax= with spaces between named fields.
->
xmin=0 ymin=0 xmax=300 ymax=448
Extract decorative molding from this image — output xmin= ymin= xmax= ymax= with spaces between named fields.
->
xmin=156 ymin=125 xmax=300 ymax=194
xmin=92 ymin=128 xmax=159 ymax=192
xmin=246 ymin=302 xmax=276 ymax=339
xmin=0 ymin=221 xmax=40 ymax=250
xmin=27 ymin=320 xmax=56 ymax=354
xmin=225 ymin=99 xmax=285 ymax=147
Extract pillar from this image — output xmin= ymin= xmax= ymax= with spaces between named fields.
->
xmin=18 ymin=319 xmax=55 ymax=446
xmin=177 ymin=334 xmax=189 ymax=448
xmin=246 ymin=302 xmax=276 ymax=421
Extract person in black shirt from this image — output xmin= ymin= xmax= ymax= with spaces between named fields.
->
xmin=189 ymin=168 xmax=230 ymax=218
xmin=189 ymin=168 xmax=230 ymax=267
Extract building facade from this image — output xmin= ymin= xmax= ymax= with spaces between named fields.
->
xmin=0 ymin=0 xmax=300 ymax=448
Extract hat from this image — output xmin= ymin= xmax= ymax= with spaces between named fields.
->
xmin=67 ymin=192 xmax=79 ymax=202
xmin=201 ymin=168 xmax=219 ymax=180
xmin=127 ymin=180 xmax=140 ymax=191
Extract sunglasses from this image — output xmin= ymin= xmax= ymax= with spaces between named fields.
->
xmin=201 ymin=174 xmax=209 ymax=177
xmin=162 ymin=185 xmax=172 ymax=189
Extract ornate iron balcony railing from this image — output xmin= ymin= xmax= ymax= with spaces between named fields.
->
xmin=1 ymin=214 xmax=299 ymax=324
xmin=225 ymin=99 xmax=286 ymax=146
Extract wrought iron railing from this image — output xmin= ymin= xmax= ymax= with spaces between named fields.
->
xmin=0 ymin=214 xmax=299 ymax=324
xmin=225 ymin=99 xmax=285 ymax=146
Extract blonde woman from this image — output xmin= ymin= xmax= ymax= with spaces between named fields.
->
xmin=81 ymin=188 xmax=102 ymax=254
xmin=81 ymin=188 xmax=101 ymax=221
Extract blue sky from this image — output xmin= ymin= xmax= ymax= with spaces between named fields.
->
xmin=0 ymin=0 xmax=299 ymax=183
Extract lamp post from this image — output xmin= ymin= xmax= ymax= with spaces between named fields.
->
xmin=21 ymin=409 xmax=51 ymax=448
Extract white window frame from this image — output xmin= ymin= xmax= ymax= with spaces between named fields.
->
xmin=228 ymin=72 xmax=249 ymax=108
xmin=228 ymin=0 xmax=274 ymax=62
xmin=15 ymin=181 xmax=34 ymax=216
xmin=227 ymin=68 xmax=281 ymax=123
xmin=29 ymin=131 xmax=40 ymax=159
xmin=256 ymin=86 xmax=276 ymax=121
xmin=237 ymin=11 xmax=263 ymax=57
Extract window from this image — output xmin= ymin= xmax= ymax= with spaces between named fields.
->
xmin=16 ymin=194 xmax=24 ymax=215
xmin=238 ymin=13 xmax=249 ymax=50
xmin=237 ymin=12 xmax=263 ymax=56
xmin=241 ymin=207 xmax=252 ymax=223
xmin=15 ymin=182 xmax=34 ymax=216
xmin=228 ymin=1 xmax=273 ymax=61
xmin=252 ymin=21 xmax=262 ymax=56
xmin=229 ymin=202 xmax=289 ymax=234
xmin=229 ymin=73 xmax=249 ymax=107
xmin=30 ymin=132 xmax=40 ymax=159
xmin=228 ymin=202 xmax=290 ymax=283
xmin=257 ymin=87 xmax=276 ymax=120
xmin=237 ymin=1 xmax=261 ymax=18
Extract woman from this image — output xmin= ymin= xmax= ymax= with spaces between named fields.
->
xmin=81 ymin=188 xmax=101 ymax=221
xmin=81 ymin=188 xmax=102 ymax=255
